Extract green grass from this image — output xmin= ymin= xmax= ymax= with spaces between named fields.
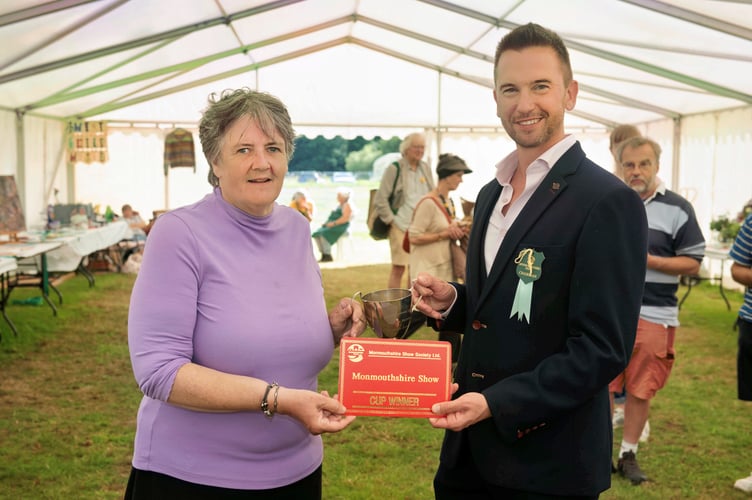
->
xmin=0 ymin=269 xmax=750 ymax=499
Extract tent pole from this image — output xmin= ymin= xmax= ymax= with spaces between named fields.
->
xmin=14 ymin=111 xmax=26 ymax=211
xmin=66 ymin=161 xmax=76 ymax=203
xmin=709 ymin=114 xmax=720 ymax=222
xmin=164 ymin=169 xmax=169 ymax=210
xmin=436 ymin=72 xmax=443 ymax=158
xmin=671 ymin=117 xmax=682 ymax=191
xmin=44 ymin=131 xmax=68 ymax=204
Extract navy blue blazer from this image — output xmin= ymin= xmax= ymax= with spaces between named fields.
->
xmin=438 ymin=142 xmax=648 ymax=496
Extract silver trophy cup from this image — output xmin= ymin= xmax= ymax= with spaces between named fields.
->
xmin=355 ymin=288 xmax=415 ymax=339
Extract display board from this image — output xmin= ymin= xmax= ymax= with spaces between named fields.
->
xmin=67 ymin=120 xmax=108 ymax=163
xmin=0 ymin=175 xmax=26 ymax=236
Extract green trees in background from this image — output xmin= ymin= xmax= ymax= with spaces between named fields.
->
xmin=345 ymin=142 xmax=386 ymax=173
xmin=289 ymin=136 xmax=346 ymax=172
xmin=289 ymin=135 xmax=401 ymax=173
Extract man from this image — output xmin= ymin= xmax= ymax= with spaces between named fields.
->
xmin=373 ymin=132 xmax=435 ymax=288
xmin=727 ymin=212 xmax=752 ymax=492
xmin=412 ymin=23 xmax=648 ymax=498
xmin=609 ymin=135 xmax=705 ymax=485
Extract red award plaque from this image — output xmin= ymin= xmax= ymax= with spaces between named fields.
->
xmin=338 ymin=338 xmax=452 ymax=418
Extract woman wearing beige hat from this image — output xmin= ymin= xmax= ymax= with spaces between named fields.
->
xmin=407 ymin=153 xmax=471 ymax=359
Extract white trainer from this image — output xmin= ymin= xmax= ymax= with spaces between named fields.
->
xmin=735 ymin=473 xmax=752 ymax=493
xmin=639 ymin=419 xmax=650 ymax=442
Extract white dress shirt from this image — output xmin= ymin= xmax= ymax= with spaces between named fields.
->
xmin=484 ymin=135 xmax=577 ymax=274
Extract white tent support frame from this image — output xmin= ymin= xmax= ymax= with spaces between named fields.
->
xmin=0 ymin=0 xmax=750 ymax=253
xmin=1 ymin=1 xmax=749 ymax=121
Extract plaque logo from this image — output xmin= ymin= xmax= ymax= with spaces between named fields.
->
xmin=346 ymin=343 xmax=365 ymax=363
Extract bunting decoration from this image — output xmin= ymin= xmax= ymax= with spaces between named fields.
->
xmin=66 ymin=121 xmax=108 ymax=163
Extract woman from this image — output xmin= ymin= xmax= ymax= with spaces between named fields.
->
xmin=407 ymin=153 xmax=471 ymax=282
xmin=312 ymin=188 xmax=353 ymax=262
xmin=407 ymin=153 xmax=471 ymax=359
xmin=126 ymin=88 xmax=365 ymax=498
xmin=289 ymin=190 xmax=314 ymax=222
xmin=372 ymin=132 xmax=435 ymax=288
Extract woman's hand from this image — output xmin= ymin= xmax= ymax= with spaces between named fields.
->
xmin=277 ymin=387 xmax=356 ymax=434
xmin=329 ymin=297 xmax=366 ymax=344
xmin=446 ymin=222 xmax=465 ymax=240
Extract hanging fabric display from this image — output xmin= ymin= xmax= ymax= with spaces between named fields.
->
xmin=163 ymin=128 xmax=196 ymax=175
xmin=0 ymin=175 xmax=26 ymax=236
xmin=66 ymin=121 xmax=108 ymax=163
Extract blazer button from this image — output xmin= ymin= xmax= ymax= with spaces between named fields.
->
xmin=471 ymin=320 xmax=487 ymax=330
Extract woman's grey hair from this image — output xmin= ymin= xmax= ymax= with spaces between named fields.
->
xmin=199 ymin=88 xmax=296 ymax=187
xmin=399 ymin=132 xmax=425 ymax=156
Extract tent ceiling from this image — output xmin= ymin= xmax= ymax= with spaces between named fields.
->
xmin=1 ymin=0 xmax=750 ymax=132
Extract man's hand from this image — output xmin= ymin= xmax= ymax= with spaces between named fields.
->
xmin=411 ymin=272 xmax=456 ymax=320
xmin=428 ymin=391 xmax=491 ymax=431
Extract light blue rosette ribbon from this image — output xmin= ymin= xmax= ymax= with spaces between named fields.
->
xmin=510 ymin=248 xmax=544 ymax=323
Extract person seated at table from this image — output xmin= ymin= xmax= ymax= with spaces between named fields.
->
xmin=119 ymin=204 xmax=149 ymax=266
xmin=69 ymin=205 xmax=90 ymax=230
xmin=312 ymin=188 xmax=353 ymax=262
xmin=290 ymin=190 xmax=314 ymax=222
xmin=121 ymin=204 xmax=148 ymax=242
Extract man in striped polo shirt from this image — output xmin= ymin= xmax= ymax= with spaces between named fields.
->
xmin=729 ymin=213 xmax=752 ymax=492
xmin=609 ymin=135 xmax=706 ymax=485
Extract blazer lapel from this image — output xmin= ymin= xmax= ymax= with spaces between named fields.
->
xmin=476 ymin=143 xmax=585 ymax=310
xmin=466 ymin=181 xmax=501 ymax=303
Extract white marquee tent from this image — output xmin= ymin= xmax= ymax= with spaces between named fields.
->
xmin=1 ymin=0 xmax=751 ymax=241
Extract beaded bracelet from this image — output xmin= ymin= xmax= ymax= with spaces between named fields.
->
xmin=261 ymin=382 xmax=279 ymax=418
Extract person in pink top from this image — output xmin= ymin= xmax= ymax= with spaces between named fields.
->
xmin=125 ymin=88 xmax=365 ymax=498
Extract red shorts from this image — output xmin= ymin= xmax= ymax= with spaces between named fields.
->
xmin=609 ymin=318 xmax=676 ymax=400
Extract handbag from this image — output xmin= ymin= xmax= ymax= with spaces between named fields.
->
xmin=402 ymin=229 xmax=411 ymax=252
xmin=368 ymin=162 xmax=401 ymax=240
xmin=450 ymin=239 xmax=467 ymax=281
xmin=409 ymin=195 xmax=467 ymax=280
xmin=370 ymin=212 xmax=391 ymax=240
xmin=403 ymin=196 xmax=433 ymax=253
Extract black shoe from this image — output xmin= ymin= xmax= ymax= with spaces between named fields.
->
xmin=617 ymin=451 xmax=648 ymax=485
xmin=611 ymin=461 xmax=617 ymax=474
xmin=319 ymin=254 xmax=333 ymax=262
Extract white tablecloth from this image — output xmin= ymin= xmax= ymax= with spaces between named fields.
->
xmin=0 ymin=241 xmax=64 ymax=259
xmin=44 ymin=221 xmax=129 ymax=272
xmin=0 ymin=256 xmax=17 ymax=275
